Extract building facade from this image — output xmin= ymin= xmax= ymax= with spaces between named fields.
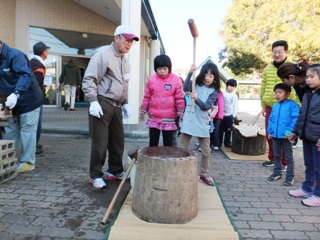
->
xmin=0 ymin=0 xmax=163 ymax=127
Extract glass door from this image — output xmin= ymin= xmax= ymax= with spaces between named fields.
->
xmin=58 ymin=55 xmax=91 ymax=108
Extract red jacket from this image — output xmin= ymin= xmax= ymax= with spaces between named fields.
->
xmin=141 ymin=73 xmax=185 ymax=123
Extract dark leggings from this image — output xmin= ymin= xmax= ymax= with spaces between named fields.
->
xmin=149 ymin=128 xmax=174 ymax=147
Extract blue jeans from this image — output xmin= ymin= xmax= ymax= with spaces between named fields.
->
xmin=301 ymin=139 xmax=320 ymax=197
xmin=36 ymin=105 xmax=43 ymax=143
xmin=4 ymin=107 xmax=40 ymax=165
xmin=272 ymin=138 xmax=294 ymax=178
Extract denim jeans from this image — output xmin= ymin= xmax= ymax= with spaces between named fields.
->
xmin=210 ymin=118 xmax=221 ymax=147
xmin=265 ymin=106 xmax=287 ymax=165
xmin=4 ymin=107 xmax=40 ymax=165
xmin=301 ymin=139 xmax=320 ymax=197
xmin=272 ymin=138 xmax=294 ymax=178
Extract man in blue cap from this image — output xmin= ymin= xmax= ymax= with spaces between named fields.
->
xmin=0 ymin=40 xmax=43 ymax=172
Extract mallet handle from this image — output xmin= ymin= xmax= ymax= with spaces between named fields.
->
xmin=101 ymin=158 xmax=136 ymax=224
xmin=188 ymin=19 xmax=198 ymax=112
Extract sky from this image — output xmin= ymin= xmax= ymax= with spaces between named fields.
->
xmin=149 ymin=0 xmax=233 ymax=69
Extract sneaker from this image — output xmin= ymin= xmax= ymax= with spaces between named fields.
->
xmin=224 ymin=144 xmax=232 ymax=148
xmin=64 ymin=102 xmax=69 ymax=111
xmin=281 ymin=165 xmax=287 ymax=172
xmin=292 ymin=145 xmax=297 ymax=149
xmin=17 ymin=162 xmax=35 ymax=172
xmin=36 ymin=144 xmax=43 ymax=149
xmin=199 ymin=176 xmax=214 ymax=187
xmin=197 ymin=147 xmax=201 ymax=152
xmin=288 ymin=188 xmax=310 ymax=198
xmin=268 ymin=172 xmax=282 ymax=181
xmin=89 ymin=178 xmax=107 ymax=189
xmin=283 ymin=177 xmax=294 ymax=186
xmin=213 ymin=146 xmax=219 ymax=151
xmin=263 ymin=160 xmax=274 ymax=167
xmin=36 ymin=148 xmax=43 ymax=155
xmin=302 ymin=195 xmax=320 ymax=207
xmin=105 ymin=171 xmax=129 ymax=181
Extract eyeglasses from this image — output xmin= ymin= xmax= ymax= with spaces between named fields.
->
xmin=272 ymin=50 xmax=284 ymax=55
xmin=119 ymin=35 xmax=135 ymax=45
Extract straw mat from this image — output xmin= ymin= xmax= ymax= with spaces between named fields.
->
xmin=220 ymin=146 xmax=268 ymax=161
xmin=106 ymin=179 xmax=240 ymax=240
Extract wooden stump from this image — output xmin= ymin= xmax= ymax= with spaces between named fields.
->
xmin=132 ymin=146 xmax=198 ymax=224
xmin=231 ymin=126 xmax=266 ymax=155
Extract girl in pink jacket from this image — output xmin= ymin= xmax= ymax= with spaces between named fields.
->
xmin=140 ymin=54 xmax=185 ymax=146
xmin=210 ymin=91 xmax=224 ymax=151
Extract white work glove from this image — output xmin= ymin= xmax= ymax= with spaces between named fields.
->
xmin=5 ymin=93 xmax=18 ymax=109
xmin=122 ymin=104 xmax=131 ymax=119
xmin=89 ymin=101 xmax=103 ymax=118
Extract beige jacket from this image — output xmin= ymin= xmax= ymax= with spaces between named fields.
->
xmin=82 ymin=42 xmax=130 ymax=104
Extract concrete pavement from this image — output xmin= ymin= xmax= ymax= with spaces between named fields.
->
xmin=0 ymin=100 xmax=319 ymax=240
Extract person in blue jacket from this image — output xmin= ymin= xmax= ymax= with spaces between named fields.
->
xmin=0 ymin=40 xmax=43 ymax=172
xmin=267 ymin=83 xmax=300 ymax=186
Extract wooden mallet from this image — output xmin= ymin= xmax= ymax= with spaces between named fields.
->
xmin=188 ymin=19 xmax=199 ymax=112
xmin=101 ymin=148 xmax=140 ymax=224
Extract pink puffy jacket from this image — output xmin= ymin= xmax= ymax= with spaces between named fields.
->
xmin=140 ymin=73 xmax=185 ymax=123
xmin=216 ymin=91 xmax=224 ymax=120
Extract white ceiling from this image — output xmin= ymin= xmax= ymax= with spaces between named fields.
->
xmin=73 ymin=0 xmax=150 ymax=36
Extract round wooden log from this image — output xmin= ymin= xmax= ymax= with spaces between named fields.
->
xmin=231 ymin=127 xmax=266 ymax=155
xmin=132 ymin=146 xmax=198 ymax=224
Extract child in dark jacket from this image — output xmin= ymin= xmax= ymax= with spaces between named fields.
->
xmin=267 ymin=83 xmax=299 ymax=186
xmin=288 ymin=64 xmax=320 ymax=207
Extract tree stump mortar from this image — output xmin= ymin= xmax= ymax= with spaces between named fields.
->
xmin=132 ymin=146 xmax=198 ymax=224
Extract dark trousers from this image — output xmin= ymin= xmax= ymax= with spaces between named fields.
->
xmin=36 ymin=105 xmax=43 ymax=143
xmin=219 ymin=115 xmax=233 ymax=146
xmin=272 ymin=138 xmax=294 ymax=178
xmin=149 ymin=128 xmax=174 ymax=147
xmin=265 ymin=106 xmax=287 ymax=165
xmin=301 ymin=139 xmax=320 ymax=196
xmin=210 ymin=118 xmax=221 ymax=148
xmin=89 ymin=97 xmax=124 ymax=179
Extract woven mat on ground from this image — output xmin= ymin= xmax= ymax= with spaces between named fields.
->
xmin=220 ymin=145 xmax=304 ymax=161
xmin=105 ymin=178 xmax=241 ymax=240
xmin=220 ymin=146 xmax=268 ymax=161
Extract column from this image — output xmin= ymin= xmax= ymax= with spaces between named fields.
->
xmin=121 ymin=0 xmax=141 ymax=126
xmin=149 ymin=40 xmax=161 ymax=76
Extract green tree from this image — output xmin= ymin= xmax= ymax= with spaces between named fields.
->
xmin=220 ymin=0 xmax=320 ymax=75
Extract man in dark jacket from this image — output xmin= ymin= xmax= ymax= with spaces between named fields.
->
xmin=59 ymin=58 xmax=81 ymax=111
xmin=29 ymin=41 xmax=50 ymax=154
xmin=0 ymin=40 xmax=43 ymax=172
